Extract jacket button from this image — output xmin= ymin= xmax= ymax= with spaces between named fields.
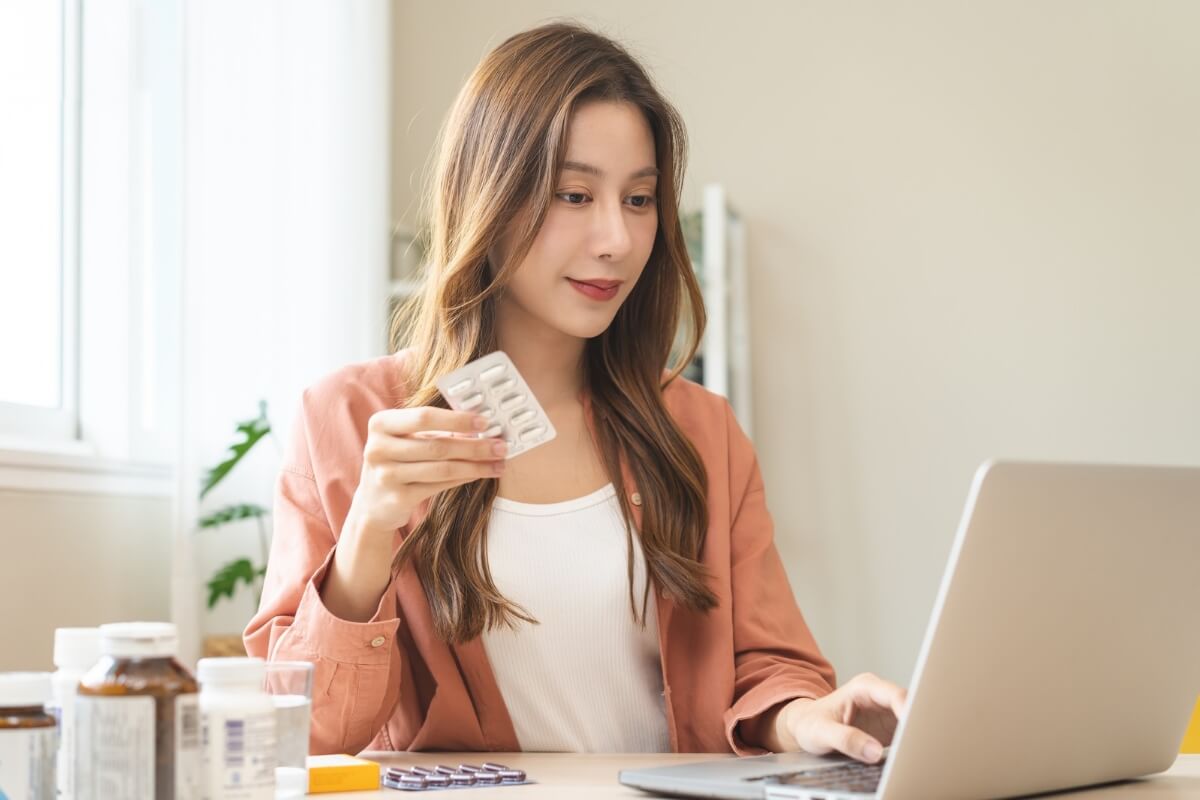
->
xmin=631 ymin=492 xmax=642 ymax=506
xmin=370 ymin=636 xmax=386 ymax=647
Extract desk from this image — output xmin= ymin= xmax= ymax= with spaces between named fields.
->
xmin=317 ymin=752 xmax=1200 ymax=798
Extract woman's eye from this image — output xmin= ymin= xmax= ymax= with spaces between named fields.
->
xmin=556 ymin=192 xmax=655 ymax=208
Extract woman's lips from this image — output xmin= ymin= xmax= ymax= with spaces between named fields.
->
xmin=567 ymin=277 xmax=622 ymax=301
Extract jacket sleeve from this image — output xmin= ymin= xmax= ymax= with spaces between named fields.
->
xmin=243 ymin=393 xmax=406 ymax=755
xmin=720 ymin=400 xmax=838 ymax=755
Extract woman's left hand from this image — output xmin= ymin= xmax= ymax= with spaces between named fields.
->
xmin=756 ymin=673 xmax=909 ymax=763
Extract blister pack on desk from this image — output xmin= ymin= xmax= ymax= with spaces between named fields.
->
xmin=436 ymin=351 xmax=556 ymax=459
xmin=383 ymin=762 xmax=532 ymax=791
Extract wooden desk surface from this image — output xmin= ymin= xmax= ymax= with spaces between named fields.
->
xmin=315 ymin=752 xmax=1200 ymax=798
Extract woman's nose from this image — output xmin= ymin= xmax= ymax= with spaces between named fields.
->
xmin=591 ymin=200 xmax=633 ymax=261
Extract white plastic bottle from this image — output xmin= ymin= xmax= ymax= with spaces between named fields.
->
xmin=197 ymin=658 xmax=276 ymax=800
xmin=47 ymin=627 xmax=101 ymax=800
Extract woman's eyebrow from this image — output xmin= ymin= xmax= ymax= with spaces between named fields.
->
xmin=561 ymin=160 xmax=659 ymax=179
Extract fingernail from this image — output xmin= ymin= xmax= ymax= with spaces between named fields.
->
xmin=473 ymin=416 xmax=489 ymax=430
xmin=492 ymin=441 xmax=507 ymax=456
xmin=864 ymin=741 xmax=882 ymax=762
xmin=492 ymin=460 xmax=506 ymax=473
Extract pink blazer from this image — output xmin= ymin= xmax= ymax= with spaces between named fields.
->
xmin=244 ymin=351 xmax=836 ymax=755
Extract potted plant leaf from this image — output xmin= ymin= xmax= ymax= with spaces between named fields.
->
xmin=198 ymin=400 xmax=274 ymax=656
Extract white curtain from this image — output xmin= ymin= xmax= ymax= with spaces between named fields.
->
xmin=175 ymin=0 xmax=391 ymax=661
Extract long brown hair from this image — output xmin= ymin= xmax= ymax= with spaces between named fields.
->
xmin=390 ymin=21 xmax=717 ymax=643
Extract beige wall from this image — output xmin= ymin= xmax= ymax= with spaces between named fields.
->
xmin=392 ymin=0 xmax=1200 ymax=686
xmin=0 ymin=490 xmax=172 ymax=671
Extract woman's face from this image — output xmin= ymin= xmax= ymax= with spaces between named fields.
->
xmin=491 ymin=100 xmax=659 ymax=341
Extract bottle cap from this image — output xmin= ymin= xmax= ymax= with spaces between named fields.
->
xmin=0 ymin=672 xmax=53 ymax=707
xmin=99 ymin=622 xmax=178 ymax=658
xmin=197 ymin=656 xmax=266 ymax=688
xmin=54 ymin=627 xmax=102 ymax=670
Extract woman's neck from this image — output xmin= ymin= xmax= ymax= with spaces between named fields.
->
xmin=494 ymin=304 xmax=586 ymax=410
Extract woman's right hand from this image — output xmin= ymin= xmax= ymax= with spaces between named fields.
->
xmin=323 ymin=407 xmax=506 ymax=622
xmin=348 ymin=407 xmax=507 ymax=535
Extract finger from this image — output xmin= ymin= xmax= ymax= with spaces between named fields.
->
xmin=423 ymin=430 xmax=489 ymax=440
xmin=410 ymin=429 xmax=487 ymax=440
xmin=816 ymin=719 xmax=885 ymax=764
xmin=392 ymin=458 xmax=505 ymax=486
xmin=853 ymin=673 xmax=909 ymax=721
xmin=370 ymin=407 xmax=488 ymax=437
xmin=369 ymin=433 xmax=507 ymax=464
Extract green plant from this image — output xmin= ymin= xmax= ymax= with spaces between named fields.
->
xmin=199 ymin=401 xmax=274 ymax=609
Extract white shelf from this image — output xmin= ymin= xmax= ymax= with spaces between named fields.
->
xmin=699 ymin=183 xmax=753 ymax=439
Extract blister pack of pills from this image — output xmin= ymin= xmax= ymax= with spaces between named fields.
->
xmin=382 ymin=762 xmax=532 ymax=792
xmin=436 ymin=351 xmax=556 ymax=459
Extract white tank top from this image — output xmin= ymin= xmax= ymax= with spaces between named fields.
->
xmin=480 ymin=483 xmax=671 ymax=752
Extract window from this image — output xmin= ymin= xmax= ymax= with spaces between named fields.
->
xmin=0 ymin=0 xmax=176 ymax=495
xmin=0 ymin=0 xmax=80 ymax=444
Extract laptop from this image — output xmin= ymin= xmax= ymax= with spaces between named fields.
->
xmin=620 ymin=459 xmax=1200 ymax=799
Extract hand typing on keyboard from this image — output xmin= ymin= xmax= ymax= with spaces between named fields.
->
xmin=747 ymin=672 xmax=908 ymax=764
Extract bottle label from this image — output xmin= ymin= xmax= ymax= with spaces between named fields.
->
xmin=201 ymin=704 xmax=276 ymax=800
xmin=75 ymin=695 xmax=155 ymax=800
xmin=175 ymin=694 xmax=202 ymax=800
xmin=50 ymin=696 xmax=74 ymax=799
xmin=0 ymin=725 xmax=57 ymax=800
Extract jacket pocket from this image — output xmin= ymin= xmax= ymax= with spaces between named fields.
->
xmin=346 ymin=661 xmax=391 ymax=750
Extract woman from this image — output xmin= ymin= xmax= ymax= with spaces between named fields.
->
xmin=245 ymin=21 xmax=906 ymax=762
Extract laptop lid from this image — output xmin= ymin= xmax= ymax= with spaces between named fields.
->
xmin=877 ymin=459 xmax=1200 ymax=798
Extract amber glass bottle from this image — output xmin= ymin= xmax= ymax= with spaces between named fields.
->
xmin=76 ymin=622 xmax=201 ymax=800
xmin=0 ymin=671 xmax=57 ymax=800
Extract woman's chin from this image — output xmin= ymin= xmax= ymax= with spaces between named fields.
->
xmin=535 ymin=306 xmax=616 ymax=341
xmin=561 ymin=317 xmax=616 ymax=340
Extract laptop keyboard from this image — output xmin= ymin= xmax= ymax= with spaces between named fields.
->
xmin=748 ymin=760 xmax=885 ymax=794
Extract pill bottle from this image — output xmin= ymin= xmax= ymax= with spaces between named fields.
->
xmin=48 ymin=627 xmax=101 ymax=800
xmin=76 ymin=621 xmax=201 ymax=800
xmin=197 ymin=657 xmax=276 ymax=800
xmin=0 ymin=671 xmax=57 ymax=800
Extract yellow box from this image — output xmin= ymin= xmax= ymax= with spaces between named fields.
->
xmin=306 ymin=754 xmax=381 ymax=793
xmin=1183 ymin=695 xmax=1200 ymax=754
